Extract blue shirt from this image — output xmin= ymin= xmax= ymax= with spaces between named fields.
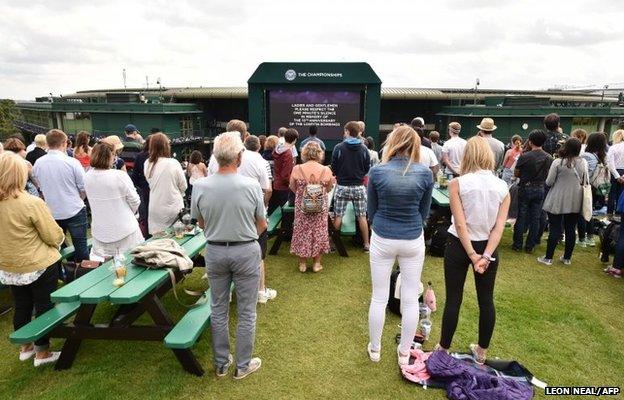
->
xmin=33 ymin=150 xmax=86 ymax=220
xmin=367 ymin=157 xmax=434 ymax=240
xmin=299 ymin=136 xmax=326 ymax=152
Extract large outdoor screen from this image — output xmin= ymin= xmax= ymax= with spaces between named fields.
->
xmin=268 ymin=90 xmax=361 ymax=140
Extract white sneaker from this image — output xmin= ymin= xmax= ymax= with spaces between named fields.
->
xmin=33 ymin=351 xmax=60 ymax=367
xmin=537 ymin=256 xmax=553 ymax=266
xmin=216 ymin=354 xmax=234 ymax=377
xmin=367 ymin=343 xmax=380 ymax=362
xmin=257 ymin=291 xmax=268 ymax=304
xmin=559 ymin=256 xmax=571 ymax=266
xmin=397 ymin=345 xmax=410 ymax=366
xmin=19 ymin=348 xmax=35 ymax=362
xmin=233 ymin=357 xmax=262 ymax=380
xmin=264 ymin=288 xmax=277 ymax=300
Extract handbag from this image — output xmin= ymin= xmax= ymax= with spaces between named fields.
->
xmin=573 ymin=162 xmax=592 ymax=222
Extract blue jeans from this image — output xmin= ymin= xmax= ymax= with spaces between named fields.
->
xmin=613 ymin=223 xmax=624 ymax=270
xmin=56 ymin=207 xmax=89 ymax=264
xmin=513 ymin=185 xmax=545 ymax=250
xmin=607 ymin=170 xmax=624 ymax=214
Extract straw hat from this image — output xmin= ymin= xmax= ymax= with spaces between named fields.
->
xmin=476 ymin=118 xmax=497 ymax=132
xmin=102 ymin=135 xmax=124 ymax=151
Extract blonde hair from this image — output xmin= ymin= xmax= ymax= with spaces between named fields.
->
xmin=571 ymin=128 xmax=587 ymax=144
xmin=461 ymin=136 xmax=495 ymax=175
xmin=301 ymin=141 xmax=324 ymax=163
xmin=612 ymin=129 xmax=624 ymax=144
xmin=381 ymin=126 xmax=421 ymax=173
xmin=265 ymin=135 xmax=279 ymax=151
xmin=34 ymin=134 xmax=47 ymax=147
xmin=0 ymin=153 xmax=27 ymax=200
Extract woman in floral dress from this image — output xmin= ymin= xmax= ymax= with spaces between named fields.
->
xmin=289 ymin=142 xmax=335 ymax=272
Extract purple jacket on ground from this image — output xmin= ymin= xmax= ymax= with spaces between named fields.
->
xmin=426 ymin=350 xmax=534 ymax=400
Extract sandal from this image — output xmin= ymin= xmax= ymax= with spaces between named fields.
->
xmin=312 ymin=263 xmax=323 ymax=273
xmin=469 ymin=343 xmax=486 ymax=364
xmin=298 ymin=264 xmax=307 ymax=273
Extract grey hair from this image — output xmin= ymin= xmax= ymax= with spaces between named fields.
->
xmin=213 ymin=131 xmax=244 ymax=167
xmin=244 ymin=135 xmax=261 ymax=152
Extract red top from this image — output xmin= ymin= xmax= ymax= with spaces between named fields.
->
xmin=272 ymin=148 xmax=294 ymax=191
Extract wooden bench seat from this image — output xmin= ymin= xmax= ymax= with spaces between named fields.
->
xmin=164 ymin=292 xmax=211 ymax=349
xmin=9 ymin=302 xmax=81 ymax=344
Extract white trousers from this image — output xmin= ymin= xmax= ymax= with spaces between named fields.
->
xmin=368 ymin=231 xmax=425 ymax=354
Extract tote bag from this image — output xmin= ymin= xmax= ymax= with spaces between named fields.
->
xmin=573 ymin=165 xmax=592 ymax=222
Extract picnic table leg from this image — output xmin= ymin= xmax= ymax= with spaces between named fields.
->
xmin=329 ymin=218 xmax=349 ymax=257
xmin=110 ymin=279 xmax=174 ymax=327
xmin=268 ymin=230 xmax=284 ymax=255
xmin=141 ymin=292 xmax=204 ymax=376
xmin=55 ymin=304 xmax=96 ymax=370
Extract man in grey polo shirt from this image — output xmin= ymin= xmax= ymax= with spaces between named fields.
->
xmin=191 ymin=131 xmax=267 ymax=380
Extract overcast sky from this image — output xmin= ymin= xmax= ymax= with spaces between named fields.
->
xmin=1 ymin=0 xmax=623 ymax=100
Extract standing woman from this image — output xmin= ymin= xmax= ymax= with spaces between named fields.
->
xmin=289 ymin=141 xmax=335 ymax=273
xmin=436 ymin=136 xmax=510 ymax=364
xmin=579 ymin=132 xmax=609 ymax=247
xmin=366 ymin=126 xmax=434 ymax=365
xmin=73 ymin=131 xmax=92 ymax=170
xmin=145 ymin=133 xmax=187 ymax=235
xmin=538 ymin=138 xmax=588 ymax=266
xmin=571 ymin=128 xmax=588 ymax=154
xmin=0 ymin=153 xmax=64 ymax=366
xmin=501 ymin=135 xmax=522 ymax=185
xmin=606 ymin=129 xmax=624 ymax=214
xmin=186 ymin=150 xmax=208 ymax=186
xmin=84 ymin=143 xmax=143 ymax=259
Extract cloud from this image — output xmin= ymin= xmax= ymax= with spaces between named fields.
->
xmin=1 ymin=0 xmax=624 ymax=99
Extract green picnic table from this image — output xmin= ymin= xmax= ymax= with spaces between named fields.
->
xmin=432 ymin=187 xmax=450 ymax=207
xmin=9 ymin=232 xmax=210 ymax=376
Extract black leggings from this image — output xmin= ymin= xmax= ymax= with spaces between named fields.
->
xmin=9 ymin=263 xmax=59 ymax=350
xmin=440 ymin=235 xmax=498 ymax=349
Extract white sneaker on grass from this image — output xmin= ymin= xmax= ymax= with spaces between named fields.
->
xmin=397 ymin=345 xmax=410 ymax=366
xmin=537 ymin=256 xmax=553 ymax=266
xmin=216 ymin=354 xmax=234 ymax=377
xmin=257 ymin=288 xmax=277 ymax=304
xmin=367 ymin=343 xmax=380 ymax=362
xmin=33 ymin=351 xmax=60 ymax=367
xmin=19 ymin=348 xmax=35 ymax=361
xmin=233 ymin=357 xmax=262 ymax=380
xmin=559 ymin=256 xmax=571 ymax=266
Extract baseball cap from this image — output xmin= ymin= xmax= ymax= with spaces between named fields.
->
xmin=124 ymin=124 xmax=138 ymax=133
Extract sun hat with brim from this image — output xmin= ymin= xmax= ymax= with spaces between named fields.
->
xmin=476 ymin=118 xmax=497 ymax=132
xmin=102 ymin=135 xmax=124 ymax=151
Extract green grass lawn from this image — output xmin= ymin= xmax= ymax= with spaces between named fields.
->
xmin=0 ymin=230 xmax=623 ymax=400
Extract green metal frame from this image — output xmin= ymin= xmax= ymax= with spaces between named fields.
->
xmin=248 ymin=62 xmax=381 ymax=149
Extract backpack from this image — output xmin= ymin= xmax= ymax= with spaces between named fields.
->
xmin=300 ymin=168 xmax=327 ymax=214
xmin=543 ymin=132 xmax=564 ymax=156
xmin=599 ymin=219 xmax=620 ymax=263
xmin=590 ymin=161 xmax=611 ymax=197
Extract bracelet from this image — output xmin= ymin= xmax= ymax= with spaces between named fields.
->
xmin=482 ymin=252 xmax=496 ymax=262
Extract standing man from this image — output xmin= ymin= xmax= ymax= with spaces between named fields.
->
xmin=299 ymin=125 xmax=326 ymax=152
xmin=477 ymin=118 xmax=505 ymax=172
xmin=33 ymin=129 xmax=88 ymax=277
xmin=331 ymin=121 xmax=371 ymax=251
xmin=208 ymin=120 xmax=275 ymax=304
xmin=124 ymin=124 xmax=145 ymax=144
xmin=542 ymin=113 xmax=565 ymax=156
xmin=25 ymin=134 xmax=48 ymax=166
xmin=191 ymin=131 xmax=266 ymax=379
xmin=411 ymin=117 xmax=432 ymax=148
xmin=512 ymin=130 xmax=553 ymax=253
xmin=429 ymin=131 xmax=443 ymax=164
xmin=441 ymin=122 xmax=467 ymax=177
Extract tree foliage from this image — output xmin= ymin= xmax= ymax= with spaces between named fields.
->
xmin=0 ymin=99 xmax=23 ymax=140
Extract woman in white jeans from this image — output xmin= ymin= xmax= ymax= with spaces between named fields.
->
xmin=366 ymin=126 xmax=434 ymax=365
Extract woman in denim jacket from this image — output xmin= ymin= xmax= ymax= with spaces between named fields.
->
xmin=366 ymin=125 xmax=434 ymax=365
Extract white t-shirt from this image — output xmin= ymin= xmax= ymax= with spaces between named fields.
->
xmin=442 ymin=136 xmax=467 ymax=174
xmin=208 ymin=151 xmax=271 ymax=191
xmin=418 ymin=145 xmax=439 ymax=169
xmin=448 ymin=170 xmax=508 ymax=241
